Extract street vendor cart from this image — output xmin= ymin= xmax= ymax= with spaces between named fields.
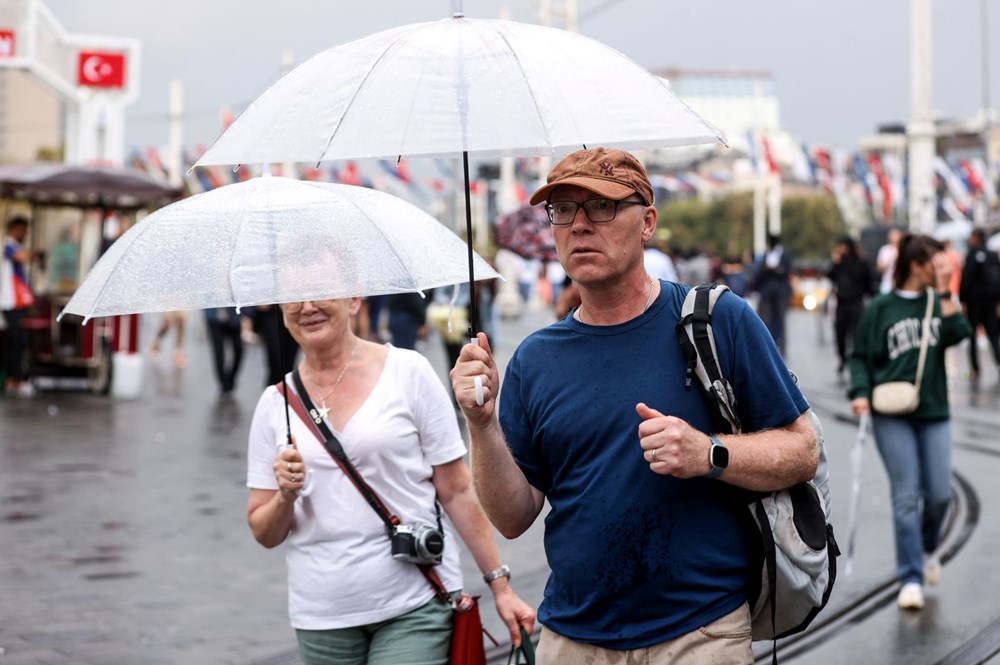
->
xmin=0 ymin=163 xmax=182 ymax=394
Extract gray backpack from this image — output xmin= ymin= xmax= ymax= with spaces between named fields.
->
xmin=676 ymin=284 xmax=839 ymax=645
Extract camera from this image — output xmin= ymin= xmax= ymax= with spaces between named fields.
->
xmin=390 ymin=522 xmax=445 ymax=564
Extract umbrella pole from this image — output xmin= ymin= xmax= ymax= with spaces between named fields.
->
xmin=275 ymin=309 xmax=293 ymax=446
xmin=462 ymin=151 xmax=479 ymax=336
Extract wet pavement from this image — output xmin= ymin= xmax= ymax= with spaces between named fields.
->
xmin=3 ymin=304 xmax=1000 ymax=664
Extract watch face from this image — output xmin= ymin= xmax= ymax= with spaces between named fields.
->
xmin=711 ymin=445 xmax=729 ymax=469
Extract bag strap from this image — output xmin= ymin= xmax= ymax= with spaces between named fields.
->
xmin=914 ymin=287 xmax=934 ymax=391
xmin=276 ymin=375 xmax=452 ymax=604
xmin=675 ymin=283 xmax=742 ymax=434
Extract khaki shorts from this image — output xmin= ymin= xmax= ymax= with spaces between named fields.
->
xmin=537 ymin=602 xmax=752 ymax=665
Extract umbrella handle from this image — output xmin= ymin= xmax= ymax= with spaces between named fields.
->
xmin=300 ymin=469 xmax=315 ymax=497
xmin=471 ymin=336 xmax=484 ymax=406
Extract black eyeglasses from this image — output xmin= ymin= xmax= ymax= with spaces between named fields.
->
xmin=546 ymin=198 xmax=647 ymax=225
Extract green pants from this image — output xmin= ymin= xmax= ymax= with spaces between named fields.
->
xmin=296 ymin=593 xmax=455 ymax=665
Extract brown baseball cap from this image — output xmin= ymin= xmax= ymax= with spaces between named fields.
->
xmin=529 ymin=148 xmax=654 ymax=207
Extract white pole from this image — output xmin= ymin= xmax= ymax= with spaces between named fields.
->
xmin=907 ymin=0 xmax=936 ymax=233
xmin=768 ymin=173 xmax=782 ymax=236
xmin=166 ymin=78 xmax=183 ymax=187
xmin=281 ymin=49 xmax=296 ymax=179
xmin=753 ymin=173 xmax=766 ymax=256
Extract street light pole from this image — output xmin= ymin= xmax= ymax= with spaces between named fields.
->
xmin=907 ymin=0 xmax=936 ymax=233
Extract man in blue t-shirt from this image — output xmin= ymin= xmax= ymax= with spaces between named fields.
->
xmin=451 ymin=148 xmax=818 ymax=664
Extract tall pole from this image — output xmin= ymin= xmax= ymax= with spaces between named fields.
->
xmin=281 ymin=49 xmax=296 ymax=179
xmin=907 ymin=0 xmax=936 ymax=233
xmin=981 ymin=0 xmax=993 ymax=224
xmin=166 ymin=78 xmax=183 ymax=188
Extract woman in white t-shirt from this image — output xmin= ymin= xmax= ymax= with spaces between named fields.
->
xmin=246 ymin=298 xmax=535 ymax=665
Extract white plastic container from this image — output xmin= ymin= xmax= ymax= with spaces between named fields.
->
xmin=111 ymin=352 xmax=144 ymax=399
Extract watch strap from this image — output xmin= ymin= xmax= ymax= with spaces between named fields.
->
xmin=483 ymin=564 xmax=511 ymax=584
xmin=706 ymin=435 xmax=726 ymax=479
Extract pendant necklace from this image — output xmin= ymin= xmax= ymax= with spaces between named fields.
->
xmin=311 ymin=337 xmax=358 ymax=420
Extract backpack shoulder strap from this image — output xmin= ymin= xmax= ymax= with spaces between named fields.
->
xmin=675 ymin=283 xmax=742 ymax=434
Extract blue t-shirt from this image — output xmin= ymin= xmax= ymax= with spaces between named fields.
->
xmin=498 ymin=281 xmax=809 ymax=649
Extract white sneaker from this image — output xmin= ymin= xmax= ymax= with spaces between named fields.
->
xmin=897 ymin=582 xmax=925 ymax=610
xmin=924 ymin=555 xmax=942 ymax=586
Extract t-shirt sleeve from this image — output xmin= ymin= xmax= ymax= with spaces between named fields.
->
xmin=498 ymin=348 xmax=551 ymax=494
xmin=722 ymin=296 xmax=809 ymax=430
xmin=247 ymin=388 xmax=282 ymax=489
xmin=410 ymin=353 xmax=467 ymax=466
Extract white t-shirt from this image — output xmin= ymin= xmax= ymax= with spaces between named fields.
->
xmin=247 ymin=346 xmax=467 ymax=630
xmin=643 ymin=248 xmax=678 ymax=282
xmin=877 ymin=244 xmax=898 ymax=294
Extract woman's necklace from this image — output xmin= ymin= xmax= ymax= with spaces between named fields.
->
xmin=310 ymin=337 xmax=358 ymax=420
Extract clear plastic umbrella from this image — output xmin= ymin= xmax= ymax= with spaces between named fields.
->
xmin=194 ymin=11 xmax=725 ymax=332
xmin=59 ymin=176 xmax=499 ymax=322
xmin=844 ymin=412 xmax=871 ymax=576
xmin=195 ymin=17 xmax=722 ymax=164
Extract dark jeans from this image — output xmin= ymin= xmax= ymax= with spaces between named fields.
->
xmin=964 ymin=299 xmax=1000 ymax=373
xmin=757 ymin=287 xmax=789 ymax=352
xmin=835 ymin=299 xmax=865 ymax=369
xmin=207 ymin=321 xmax=243 ymax=394
xmin=388 ymin=311 xmax=422 ymax=350
xmin=2 ymin=308 xmax=28 ymax=382
xmin=255 ymin=308 xmax=299 ymax=386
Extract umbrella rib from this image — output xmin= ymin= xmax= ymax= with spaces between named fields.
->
xmin=315 ymin=23 xmax=432 ymax=165
xmin=490 ymin=27 xmax=557 ymax=150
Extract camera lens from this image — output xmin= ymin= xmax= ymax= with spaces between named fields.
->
xmin=421 ymin=530 xmax=444 ymax=557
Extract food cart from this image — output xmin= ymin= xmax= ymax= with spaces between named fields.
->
xmin=0 ymin=163 xmax=182 ymax=394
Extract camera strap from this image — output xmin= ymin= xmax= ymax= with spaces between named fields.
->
xmin=277 ymin=372 xmax=452 ymax=604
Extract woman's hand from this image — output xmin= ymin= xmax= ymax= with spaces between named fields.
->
xmin=489 ymin=583 xmax=536 ymax=647
xmin=273 ymin=438 xmax=306 ymax=501
xmin=851 ymin=397 xmax=870 ymax=417
xmin=931 ymin=252 xmax=953 ymax=292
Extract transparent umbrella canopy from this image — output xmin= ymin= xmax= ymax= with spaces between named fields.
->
xmin=59 ymin=176 xmax=499 ymax=323
xmin=195 ymin=16 xmax=723 ymax=165
xmin=193 ymin=11 xmax=726 ymax=332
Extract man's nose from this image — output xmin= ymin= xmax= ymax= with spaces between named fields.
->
xmin=570 ymin=205 xmax=591 ymax=229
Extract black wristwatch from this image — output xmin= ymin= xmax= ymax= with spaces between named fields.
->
xmin=705 ymin=436 xmax=729 ymax=479
xmin=936 ymin=290 xmax=952 ymax=299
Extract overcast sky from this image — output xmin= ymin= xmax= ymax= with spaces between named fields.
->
xmin=43 ymin=0 xmax=1000 ymax=154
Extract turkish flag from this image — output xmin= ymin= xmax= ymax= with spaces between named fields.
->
xmin=77 ymin=51 xmax=126 ymax=88
xmin=0 ymin=30 xmax=15 ymax=58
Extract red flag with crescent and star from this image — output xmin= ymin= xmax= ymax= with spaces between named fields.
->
xmin=77 ymin=51 xmax=126 ymax=88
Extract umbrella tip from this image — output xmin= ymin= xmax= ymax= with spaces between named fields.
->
xmin=452 ymin=0 xmax=464 ymax=17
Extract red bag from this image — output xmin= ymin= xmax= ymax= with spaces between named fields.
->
xmin=450 ymin=594 xmax=487 ymax=665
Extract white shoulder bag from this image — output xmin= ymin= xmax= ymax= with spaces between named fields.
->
xmin=871 ymin=288 xmax=934 ymax=415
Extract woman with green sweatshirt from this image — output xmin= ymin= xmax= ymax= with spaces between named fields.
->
xmin=848 ymin=233 xmax=971 ymax=612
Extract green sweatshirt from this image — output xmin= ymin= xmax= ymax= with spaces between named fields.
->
xmin=847 ymin=291 xmax=972 ymax=420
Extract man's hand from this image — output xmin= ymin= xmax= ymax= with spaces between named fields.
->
xmin=490 ymin=585 xmax=536 ymax=647
xmin=450 ymin=332 xmax=499 ymax=429
xmin=636 ymin=402 xmax=711 ymax=478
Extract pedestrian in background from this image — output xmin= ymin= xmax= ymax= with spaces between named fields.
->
xmin=2 ymin=217 xmax=39 ymax=397
xmin=253 ymin=305 xmax=300 ymax=386
xmin=386 ymin=291 xmax=428 ymax=350
xmin=753 ymin=233 xmax=794 ymax=354
xmin=149 ymin=311 xmax=188 ymax=369
xmin=848 ymin=233 xmax=971 ymax=611
xmin=959 ymin=229 xmax=1000 ymax=382
xmin=204 ymin=307 xmax=246 ymax=399
xmin=876 ymin=228 xmax=902 ymax=294
xmin=829 ymin=235 xmax=874 ymax=378
xmin=452 ymin=148 xmax=817 ymax=664
xmin=246 ymin=297 xmax=535 ymax=665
